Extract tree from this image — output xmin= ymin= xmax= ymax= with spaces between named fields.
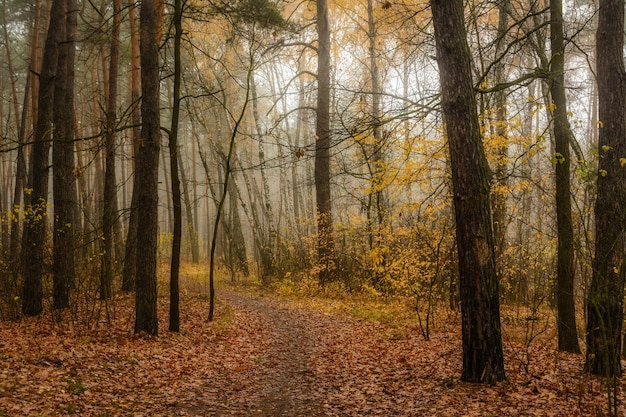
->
xmin=21 ymin=0 xmax=67 ymax=316
xmin=52 ymin=0 xmax=77 ymax=310
xmin=315 ymin=0 xmax=335 ymax=284
xmin=430 ymin=0 xmax=506 ymax=383
xmin=168 ymin=0 xmax=183 ymax=332
xmin=549 ymin=0 xmax=580 ymax=354
xmin=134 ymin=0 xmax=161 ymax=335
xmin=585 ymin=0 xmax=626 ymax=377
xmin=122 ymin=0 xmax=141 ymax=293
xmin=101 ymin=0 xmax=122 ymax=300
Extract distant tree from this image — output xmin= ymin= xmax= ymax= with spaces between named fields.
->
xmin=431 ymin=0 xmax=506 ymax=383
xmin=21 ymin=0 xmax=67 ymax=316
xmin=134 ymin=0 xmax=161 ymax=335
xmin=585 ymin=0 xmax=626 ymax=377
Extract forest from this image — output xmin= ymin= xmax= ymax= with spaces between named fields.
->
xmin=1 ymin=0 xmax=626 ymax=415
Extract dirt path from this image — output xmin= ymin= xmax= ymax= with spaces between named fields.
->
xmin=218 ymin=289 xmax=321 ymax=416
xmin=211 ymin=288 xmax=448 ymax=416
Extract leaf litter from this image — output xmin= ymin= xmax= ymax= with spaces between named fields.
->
xmin=0 ymin=287 xmax=623 ymax=416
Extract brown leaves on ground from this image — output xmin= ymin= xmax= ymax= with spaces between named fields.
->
xmin=0 ymin=286 xmax=623 ymax=416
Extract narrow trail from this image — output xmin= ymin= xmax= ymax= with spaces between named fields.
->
xmin=209 ymin=288 xmax=448 ymax=416
xmin=218 ymin=289 xmax=321 ymax=416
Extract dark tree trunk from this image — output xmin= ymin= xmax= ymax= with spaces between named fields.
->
xmin=315 ymin=0 xmax=335 ymax=284
xmin=431 ymin=0 xmax=506 ymax=383
xmin=585 ymin=0 xmax=626 ymax=377
xmin=52 ymin=0 xmax=77 ymax=310
xmin=122 ymin=0 xmax=141 ymax=293
xmin=549 ymin=0 xmax=581 ymax=354
xmin=168 ymin=0 xmax=183 ymax=333
xmin=134 ymin=0 xmax=161 ymax=336
xmin=100 ymin=0 xmax=122 ymax=300
xmin=21 ymin=0 xmax=66 ymax=317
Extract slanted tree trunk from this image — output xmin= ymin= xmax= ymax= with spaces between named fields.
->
xmin=431 ymin=0 xmax=506 ymax=383
xmin=585 ymin=0 xmax=626 ymax=377
xmin=52 ymin=0 xmax=77 ymax=310
xmin=134 ymin=0 xmax=161 ymax=336
xmin=21 ymin=0 xmax=66 ymax=317
xmin=315 ymin=0 xmax=335 ymax=284
xmin=549 ymin=0 xmax=581 ymax=354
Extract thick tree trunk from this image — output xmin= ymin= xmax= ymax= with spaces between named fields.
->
xmin=21 ymin=0 xmax=66 ymax=317
xmin=585 ymin=0 xmax=626 ymax=377
xmin=549 ymin=0 xmax=581 ymax=354
xmin=431 ymin=0 xmax=506 ymax=383
xmin=315 ymin=0 xmax=335 ymax=284
xmin=52 ymin=0 xmax=77 ymax=310
xmin=135 ymin=0 xmax=161 ymax=336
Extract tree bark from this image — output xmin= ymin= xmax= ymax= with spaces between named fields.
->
xmin=315 ymin=0 xmax=335 ymax=284
xmin=100 ymin=0 xmax=121 ymax=300
xmin=52 ymin=0 xmax=77 ymax=310
xmin=21 ymin=0 xmax=66 ymax=316
xmin=549 ymin=0 xmax=581 ymax=354
xmin=134 ymin=0 xmax=161 ymax=336
xmin=585 ymin=0 xmax=626 ymax=377
xmin=122 ymin=0 xmax=141 ymax=292
xmin=168 ymin=0 xmax=183 ymax=332
xmin=431 ymin=0 xmax=506 ymax=383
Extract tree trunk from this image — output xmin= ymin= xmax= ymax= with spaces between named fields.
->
xmin=431 ymin=0 xmax=506 ymax=383
xmin=179 ymin=153 xmax=200 ymax=263
xmin=585 ymin=0 xmax=626 ymax=377
xmin=491 ymin=0 xmax=509 ymax=260
xmin=168 ymin=0 xmax=183 ymax=332
xmin=134 ymin=0 xmax=161 ymax=336
xmin=52 ymin=0 xmax=77 ymax=310
xmin=366 ymin=0 xmax=385 ymax=233
xmin=100 ymin=0 xmax=121 ymax=300
xmin=21 ymin=0 xmax=66 ymax=317
xmin=251 ymin=72 xmax=275 ymax=280
xmin=315 ymin=0 xmax=335 ymax=284
xmin=122 ymin=0 xmax=141 ymax=293
xmin=549 ymin=0 xmax=581 ymax=354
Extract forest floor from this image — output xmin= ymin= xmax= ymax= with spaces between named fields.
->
xmin=0 ymin=266 xmax=625 ymax=416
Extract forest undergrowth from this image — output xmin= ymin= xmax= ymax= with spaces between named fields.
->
xmin=0 ymin=263 xmax=623 ymax=416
